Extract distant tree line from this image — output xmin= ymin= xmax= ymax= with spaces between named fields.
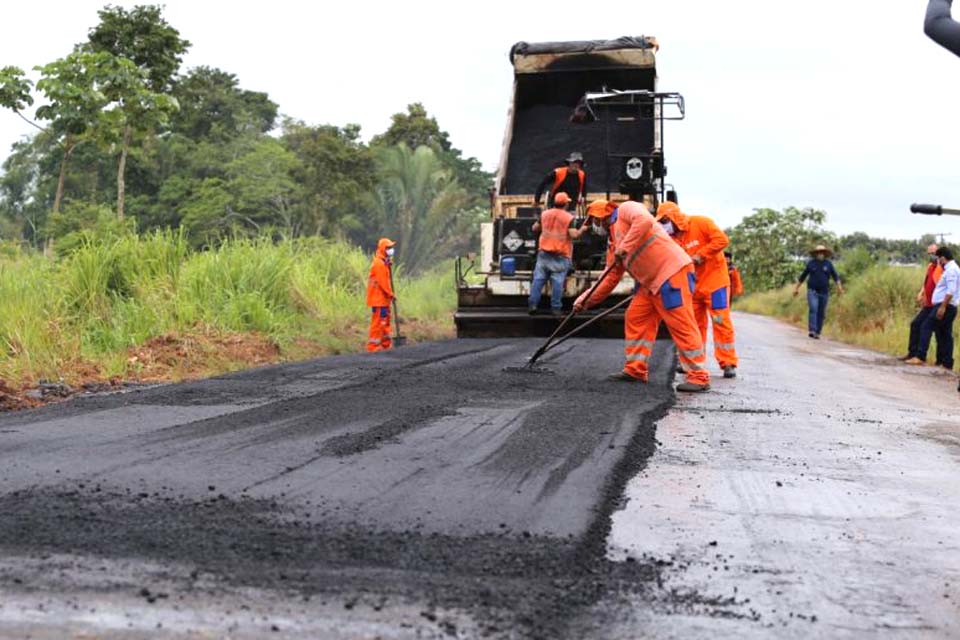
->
xmin=727 ymin=207 xmax=937 ymax=293
xmin=0 ymin=5 xmax=491 ymax=273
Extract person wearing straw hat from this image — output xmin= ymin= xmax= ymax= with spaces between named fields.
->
xmin=793 ymin=245 xmax=844 ymax=339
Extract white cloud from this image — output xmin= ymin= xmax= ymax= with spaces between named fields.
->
xmin=2 ymin=0 xmax=959 ymax=239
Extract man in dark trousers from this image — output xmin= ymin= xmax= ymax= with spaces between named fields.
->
xmin=914 ymin=246 xmax=959 ymax=370
xmin=533 ymin=152 xmax=588 ymax=211
xmin=793 ymin=245 xmax=843 ymax=339
xmin=902 ymin=244 xmax=943 ymax=364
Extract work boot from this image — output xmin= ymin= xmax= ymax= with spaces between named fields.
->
xmin=607 ymin=371 xmax=645 ymax=383
xmin=550 ymin=309 xmax=564 ymax=318
xmin=898 ymin=354 xmax=913 ymax=361
xmin=904 ymin=357 xmax=925 ymax=366
xmin=808 ymin=332 xmax=816 ymax=339
xmin=723 ymin=366 xmax=737 ymax=379
xmin=676 ymin=381 xmax=710 ymax=393
xmin=528 ymin=306 xmax=538 ymax=316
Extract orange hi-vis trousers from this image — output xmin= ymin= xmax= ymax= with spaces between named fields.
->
xmin=623 ymin=265 xmax=710 ymax=386
xmin=367 ymin=307 xmax=393 ymax=352
xmin=693 ymin=287 xmax=739 ymax=368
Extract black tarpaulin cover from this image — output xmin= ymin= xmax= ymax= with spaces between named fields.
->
xmin=510 ymin=37 xmax=654 ymax=63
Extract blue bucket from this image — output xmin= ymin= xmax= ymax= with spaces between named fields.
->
xmin=501 ymin=256 xmax=516 ymax=276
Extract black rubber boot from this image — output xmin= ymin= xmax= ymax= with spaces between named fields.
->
xmin=607 ymin=371 xmax=645 ymax=383
xmin=723 ymin=366 xmax=737 ymax=379
xmin=676 ymin=381 xmax=710 ymax=393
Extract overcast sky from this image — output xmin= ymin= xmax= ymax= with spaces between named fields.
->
xmin=2 ymin=0 xmax=959 ymax=241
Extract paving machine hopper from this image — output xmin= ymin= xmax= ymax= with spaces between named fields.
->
xmin=455 ymin=36 xmax=685 ymax=338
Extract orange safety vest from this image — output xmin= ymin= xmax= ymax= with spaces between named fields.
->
xmin=551 ymin=167 xmax=585 ymax=200
xmin=538 ymin=207 xmax=574 ymax=258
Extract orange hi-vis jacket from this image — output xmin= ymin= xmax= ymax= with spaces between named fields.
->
xmin=366 ymin=238 xmax=395 ymax=307
xmin=538 ymin=207 xmax=575 ymax=258
xmin=659 ymin=202 xmax=730 ymax=293
xmin=580 ymin=201 xmax=692 ymax=308
xmin=552 ymin=167 xmax=585 ymax=200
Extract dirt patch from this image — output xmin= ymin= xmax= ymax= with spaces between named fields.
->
xmin=126 ymin=330 xmax=281 ymax=382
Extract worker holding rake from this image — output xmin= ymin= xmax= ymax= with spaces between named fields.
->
xmin=574 ymin=200 xmax=710 ymax=392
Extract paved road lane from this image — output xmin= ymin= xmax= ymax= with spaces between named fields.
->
xmin=595 ymin=313 xmax=960 ymax=639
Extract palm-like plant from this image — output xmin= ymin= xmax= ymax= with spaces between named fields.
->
xmin=374 ymin=144 xmax=479 ymax=275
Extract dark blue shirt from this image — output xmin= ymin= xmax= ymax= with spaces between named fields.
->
xmin=799 ymin=259 xmax=841 ymax=293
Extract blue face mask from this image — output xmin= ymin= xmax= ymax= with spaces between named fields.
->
xmin=660 ymin=220 xmax=676 ymax=235
xmin=386 ymin=248 xmax=395 ymax=258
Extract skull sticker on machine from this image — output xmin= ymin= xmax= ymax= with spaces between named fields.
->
xmin=625 ymin=157 xmax=644 ymax=180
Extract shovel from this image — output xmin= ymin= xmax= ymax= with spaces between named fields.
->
xmin=389 ymin=267 xmax=407 ymax=348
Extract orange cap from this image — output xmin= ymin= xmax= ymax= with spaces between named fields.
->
xmin=655 ymin=201 xmax=680 ymax=222
xmin=586 ymin=200 xmax=617 ymax=219
xmin=553 ymin=192 xmax=571 ymax=206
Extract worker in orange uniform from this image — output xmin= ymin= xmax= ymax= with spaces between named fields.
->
xmin=529 ymin=192 xmax=591 ymax=315
xmin=534 ymin=152 xmax=588 ymax=211
xmin=574 ymin=199 xmax=710 ymax=393
xmin=725 ymin=252 xmax=744 ymax=300
xmin=656 ymin=202 xmax=739 ymax=379
xmin=366 ymin=238 xmax=396 ymax=352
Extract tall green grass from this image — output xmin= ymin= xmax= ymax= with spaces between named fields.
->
xmin=738 ymin=264 xmax=953 ymax=359
xmin=0 ymin=235 xmax=456 ymax=386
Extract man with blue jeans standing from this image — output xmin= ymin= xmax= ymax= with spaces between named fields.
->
xmin=529 ymin=192 xmax=589 ymax=316
xmin=916 ymin=246 xmax=959 ymax=370
xmin=793 ymin=245 xmax=843 ymax=339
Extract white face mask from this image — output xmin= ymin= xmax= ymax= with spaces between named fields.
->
xmin=386 ymin=247 xmax=395 ymax=258
xmin=660 ymin=220 xmax=676 ymax=235
xmin=591 ymin=220 xmax=608 ymax=237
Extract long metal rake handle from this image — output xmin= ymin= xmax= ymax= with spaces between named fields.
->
xmin=539 ymin=294 xmax=636 ymax=357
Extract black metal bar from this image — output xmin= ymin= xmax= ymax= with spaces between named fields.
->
xmin=527 ymin=261 xmax=620 ymax=366
xmin=540 ymin=294 xmax=636 ymax=355
xmin=911 ymin=203 xmax=960 ymax=216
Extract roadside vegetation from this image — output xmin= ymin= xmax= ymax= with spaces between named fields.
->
xmin=737 ymin=264 xmax=923 ymax=357
xmin=729 ymin=207 xmax=954 ymax=363
xmin=0 ymin=234 xmax=455 ymax=393
xmin=0 ymin=5 xmax=473 ymax=403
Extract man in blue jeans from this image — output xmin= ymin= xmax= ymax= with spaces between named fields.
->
xmin=793 ymin=245 xmax=844 ymax=339
xmin=528 ymin=192 xmax=589 ymax=316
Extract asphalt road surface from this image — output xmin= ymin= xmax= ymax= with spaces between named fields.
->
xmin=1 ymin=313 xmax=958 ymax=639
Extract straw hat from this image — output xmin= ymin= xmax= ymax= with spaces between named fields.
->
xmin=809 ymin=245 xmax=833 ymax=257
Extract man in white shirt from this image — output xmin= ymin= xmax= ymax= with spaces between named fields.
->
xmin=918 ymin=246 xmax=959 ymax=371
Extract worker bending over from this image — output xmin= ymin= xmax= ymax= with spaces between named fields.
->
xmin=574 ymin=199 xmax=710 ymax=393
xmin=656 ymin=202 xmax=739 ymax=379
xmin=366 ymin=238 xmax=397 ymax=352
xmin=529 ymin=192 xmax=590 ymax=315
xmin=534 ymin=152 xmax=588 ymax=211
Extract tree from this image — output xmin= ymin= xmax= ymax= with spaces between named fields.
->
xmin=95 ymin=56 xmax=179 ymax=219
xmin=727 ymin=207 xmax=836 ymax=292
xmin=373 ymin=144 xmax=480 ymax=274
xmin=171 ymin=67 xmax=277 ymax=141
xmin=86 ymin=5 xmax=190 ymax=93
xmin=0 ymin=66 xmax=35 ymax=125
xmin=282 ymin=119 xmax=377 ymax=240
xmin=33 ymin=51 xmax=114 ymax=214
xmin=371 ymin=103 xmax=451 ymax=151
xmin=86 ymin=4 xmax=189 ymax=219
xmin=372 ymin=103 xmax=492 ymax=208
